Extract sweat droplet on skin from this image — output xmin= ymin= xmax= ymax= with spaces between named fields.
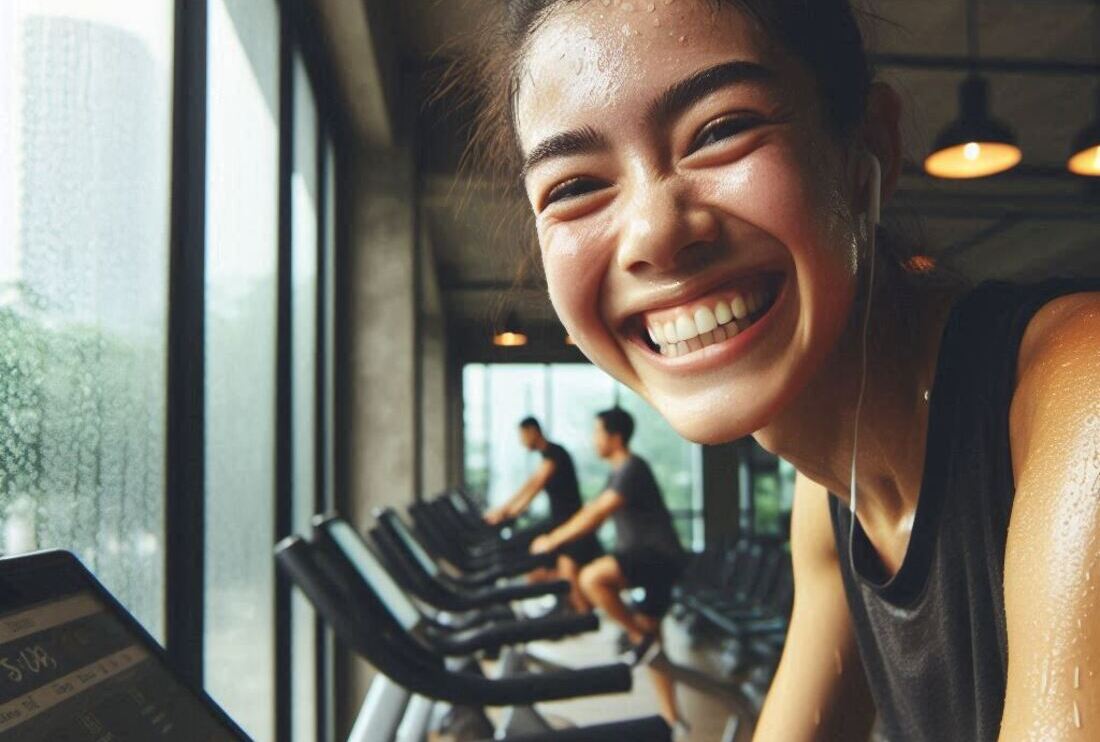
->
xmin=1041 ymin=657 xmax=1050 ymax=695
xmin=1075 ymin=665 xmax=1081 ymax=689
xmin=814 ymin=709 xmax=822 ymax=727
xmin=833 ymin=648 xmax=843 ymax=676
xmin=1074 ymin=700 xmax=1082 ymax=729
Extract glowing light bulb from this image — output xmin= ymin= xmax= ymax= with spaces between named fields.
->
xmin=1068 ymin=144 xmax=1100 ymax=177
xmin=963 ymin=142 xmax=981 ymax=161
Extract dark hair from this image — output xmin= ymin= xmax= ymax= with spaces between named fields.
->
xmin=442 ymin=0 xmax=961 ymax=295
xmin=519 ymin=416 xmax=542 ymax=432
xmin=454 ymin=0 xmax=873 ymax=183
xmin=596 ymin=407 xmax=635 ymax=445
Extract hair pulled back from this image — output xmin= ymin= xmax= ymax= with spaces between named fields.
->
xmin=441 ymin=0 xmax=948 ymax=291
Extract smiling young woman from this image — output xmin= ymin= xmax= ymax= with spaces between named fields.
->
xmin=452 ymin=1 xmax=1100 ymax=740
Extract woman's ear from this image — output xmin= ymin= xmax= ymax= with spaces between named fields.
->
xmin=862 ymin=81 xmax=903 ymax=204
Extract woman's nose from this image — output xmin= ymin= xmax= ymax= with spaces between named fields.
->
xmin=615 ymin=181 xmax=721 ymax=275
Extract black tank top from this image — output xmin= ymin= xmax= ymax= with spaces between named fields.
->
xmin=541 ymin=442 xmax=583 ymax=524
xmin=829 ymin=278 xmax=1100 ymax=742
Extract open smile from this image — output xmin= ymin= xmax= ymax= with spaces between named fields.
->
xmin=624 ymin=272 xmax=785 ymax=362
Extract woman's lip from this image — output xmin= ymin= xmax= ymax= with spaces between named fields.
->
xmin=617 ymin=268 xmax=786 ymax=330
xmin=627 ymin=274 xmax=789 ymax=372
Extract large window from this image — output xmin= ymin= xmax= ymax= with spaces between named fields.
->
xmin=463 ymin=364 xmax=703 ymax=548
xmin=203 ymin=0 xmax=280 ymax=738
xmin=1 ymin=3 xmax=339 ymax=739
xmin=0 ymin=0 xmax=174 ymax=638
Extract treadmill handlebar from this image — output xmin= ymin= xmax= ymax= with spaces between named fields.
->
xmin=493 ymin=715 xmax=672 ymax=741
xmin=457 ymin=552 xmax=558 ymax=586
xmin=438 ymin=612 xmax=599 ymax=655
xmin=444 ymin=662 xmax=633 ymax=706
xmin=474 ymin=579 xmax=570 ymax=604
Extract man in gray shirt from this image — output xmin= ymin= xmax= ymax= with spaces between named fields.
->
xmin=530 ymin=407 xmax=686 ymax=727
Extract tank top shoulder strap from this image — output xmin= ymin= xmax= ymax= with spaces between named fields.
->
xmin=944 ymin=277 xmax=1100 ymax=463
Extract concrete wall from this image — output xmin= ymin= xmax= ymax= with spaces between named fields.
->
xmin=418 ymin=228 xmax=449 ymax=497
xmin=339 ymin=141 xmax=418 ymax=734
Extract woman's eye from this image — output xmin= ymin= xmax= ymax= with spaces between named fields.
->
xmin=689 ymin=115 xmax=762 ymax=154
xmin=544 ymin=177 xmax=605 ymax=207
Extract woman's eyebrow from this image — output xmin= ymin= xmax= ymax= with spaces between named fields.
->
xmin=520 ymin=60 xmax=773 ymax=179
xmin=521 ymin=125 xmax=608 ymax=179
xmin=647 ymin=60 xmax=776 ymax=128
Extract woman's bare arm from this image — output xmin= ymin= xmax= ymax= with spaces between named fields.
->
xmin=1000 ymin=293 xmax=1100 ymax=740
xmin=754 ymin=474 xmax=876 ymax=741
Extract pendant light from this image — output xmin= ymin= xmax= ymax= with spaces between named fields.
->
xmin=1069 ymin=89 xmax=1100 ymax=177
xmin=1067 ymin=4 xmax=1100 ymax=177
xmin=924 ymin=0 xmax=1021 ymax=179
xmin=492 ymin=312 xmax=528 ymax=347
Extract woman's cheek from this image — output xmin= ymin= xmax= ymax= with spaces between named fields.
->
xmin=700 ymin=147 xmax=835 ymax=260
xmin=703 ymin=143 xmax=856 ymax=331
xmin=540 ymin=220 xmax=616 ymax=350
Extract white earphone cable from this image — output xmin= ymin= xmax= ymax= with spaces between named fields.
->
xmin=850 ymin=155 xmax=881 ymax=550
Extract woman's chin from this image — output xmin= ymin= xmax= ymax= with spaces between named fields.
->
xmin=649 ymin=387 xmax=779 ymax=446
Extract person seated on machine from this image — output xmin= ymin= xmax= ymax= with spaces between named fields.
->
xmin=530 ymin=407 xmax=687 ymax=729
xmin=483 ymin=416 xmax=604 ymax=612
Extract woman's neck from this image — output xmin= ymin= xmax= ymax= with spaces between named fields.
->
xmin=756 ymin=274 xmax=961 ymax=560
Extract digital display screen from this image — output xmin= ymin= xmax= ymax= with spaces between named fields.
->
xmin=0 ymin=588 xmax=243 ymax=741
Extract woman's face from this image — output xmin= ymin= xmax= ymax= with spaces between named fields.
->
xmin=516 ymin=1 xmax=866 ymax=444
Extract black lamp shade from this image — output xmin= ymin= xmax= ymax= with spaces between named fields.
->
xmin=925 ymin=76 xmax=1022 ymax=179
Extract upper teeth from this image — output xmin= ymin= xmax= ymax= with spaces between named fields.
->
xmin=645 ymin=288 xmax=772 ymax=353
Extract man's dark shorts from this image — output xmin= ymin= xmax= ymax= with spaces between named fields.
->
xmin=560 ymin=534 xmax=604 ymax=568
xmin=613 ymin=547 xmax=687 ymax=618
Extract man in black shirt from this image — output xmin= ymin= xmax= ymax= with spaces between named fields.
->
xmin=483 ymin=417 xmax=603 ymax=611
xmin=530 ymin=408 xmax=686 ymax=727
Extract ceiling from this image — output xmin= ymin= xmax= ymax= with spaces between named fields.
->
xmin=391 ymin=0 xmax=1100 ymax=335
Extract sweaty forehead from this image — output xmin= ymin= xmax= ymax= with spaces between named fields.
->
xmin=514 ymin=0 xmax=773 ymax=152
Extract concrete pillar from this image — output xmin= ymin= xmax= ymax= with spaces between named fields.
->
xmin=340 ymin=141 xmax=417 ymax=734
xmin=418 ymin=229 xmax=448 ymax=497
xmin=701 ymin=442 xmax=742 ymax=546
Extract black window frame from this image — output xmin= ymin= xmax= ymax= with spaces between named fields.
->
xmin=166 ymin=0 xmax=346 ymax=740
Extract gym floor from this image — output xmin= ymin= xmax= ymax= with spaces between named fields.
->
xmin=498 ymin=614 xmax=756 ymax=741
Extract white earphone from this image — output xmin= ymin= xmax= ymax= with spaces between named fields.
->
xmin=866 ymin=153 xmax=882 ymax=228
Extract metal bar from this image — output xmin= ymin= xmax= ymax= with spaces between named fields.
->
xmin=275 ymin=0 xmax=351 ymax=146
xmin=315 ymin=104 xmax=337 ymax=742
xmin=888 ymin=190 xmax=1100 ymax=222
xmin=165 ymin=0 xmax=208 ymax=688
xmin=274 ymin=7 xmax=294 ymax=740
xmin=872 ymin=53 xmax=1100 ymax=76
